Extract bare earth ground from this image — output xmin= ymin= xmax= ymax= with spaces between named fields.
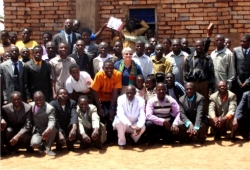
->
xmin=1 ymin=136 xmax=250 ymax=170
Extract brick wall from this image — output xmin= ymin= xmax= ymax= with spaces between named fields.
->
xmin=4 ymin=0 xmax=76 ymax=44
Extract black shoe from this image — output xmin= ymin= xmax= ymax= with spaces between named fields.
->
xmin=126 ymin=135 xmax=136 ymax=146
xmin=26 ymin=146 xmax=34 ymax=153
xmin=95 ymin=143 xmax=104 ymax=150
xmin=214 ymin=131 xmax=221 ymax=140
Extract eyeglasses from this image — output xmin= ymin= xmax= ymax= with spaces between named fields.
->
xmin=124 ymin=53 xmax=133 ymax=56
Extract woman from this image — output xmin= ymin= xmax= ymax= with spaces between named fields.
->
xmin=162 ymin=38 xmax=172 ymax=57
xmin=114 ymin=47 xmax=143 ymax=94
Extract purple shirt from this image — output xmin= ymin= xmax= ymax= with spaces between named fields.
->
xmin=41 ymin=44 xmax=47 ymax=55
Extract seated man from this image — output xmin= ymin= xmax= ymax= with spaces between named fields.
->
xmin=209 ymin=81 xmax=237 ymax=140
xmin=50 ymin=88 xmax=78 ymax=151
xmin=30 ymin=91 xmax=57 ymax=156
xmin=146 ymin=83 xmax=180 ymax=146
xmin=77 ymin=95 xmax=106 ymax=150
xmin=113 ymin=85 xmax=146 ymax=149
xmin=1 ymin=91 xmax=33 ymax=154
xmin=178 ymin=83 xmax=209 ymax=144
xmin=233 ymin=91 xmax=250 ymax=141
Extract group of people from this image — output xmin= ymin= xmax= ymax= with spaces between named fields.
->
xmin=0 ymin=17 xmax=250 ymax=157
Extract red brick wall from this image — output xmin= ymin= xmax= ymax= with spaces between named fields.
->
xmin=4 ymin=0 xmax=76 ymax=44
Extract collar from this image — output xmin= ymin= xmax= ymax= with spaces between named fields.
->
xmin=56 ymin=55 xmax=69 ymax=61
xmin=133 ymin=53 xmax=147 ymax=58
xmin=64 ymin=31 xmax=73 ymax=37
xmin=170 ymin=51 xmax=184 ymax=57
xmin=193 ymin=51 xmax=206 ymax=58
xmin=242 ymin=47 xmax=250 ymax=54
xmin=187 ymin=94 xmax=195 ymax=101
xmin=12 ymin=60 xmax=19 ymax=65
xmin=33 ymin=59 xmax=42 ymax=65
xmin=215 ymin=47 xmax=226 ymax=54
xmin=13 ymin=105 xmax=21 ymax=111
xmin=77 ymin=52 xmax=85 ymax=58
xmin=95 ymin=54 xmax=112 ymax=61
xmin=151 ymin=55 xmax=165 ymax=62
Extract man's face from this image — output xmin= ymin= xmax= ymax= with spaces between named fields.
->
xmin=135 ymin=42 xmax=145 ymax=55
xmin=126 ymin=87 xmax=136 ymax=101
xmin=155 ymin=45 xmax=163 ymax=57
xmin=21 ymin=48 xmax=30 ymax=59
xmin=135 ymin=77 xmax=144 ymax=89
xmin=162 ymin=39 xmax=171 ymax=50
xmin=146 ymin=29 xmax=154 ymax=39
xmin=241 ymin=38 xmax=250 ymax=49
xmin=75 ymin=41 xmax=85 ymax=53
xmin=72 ymin=21 xmax=80 ymax=32
xmin=11 ymin=94 xmax=22 ymax=108
xmin=172 ymin=40 xmax=181 ymax=53
xmin=58 ymin=43 xmax=68 ymax=56
xmin=34 ymin=94 xmax=45 ymax=108
xmin=98 ymin=43 xmax=108 ymax=57
xmin=217 ymin=81 xmax=227 ymax=94
xmin=70 ymin=68 xmax=80 ymax=81
xmin=3 ymin=52 xmax=10 ymax=61
xmin=145 ymin=78 xmax=155 ymax=90
xmin=225 ymin=39 xmax=231 ymax=49
xmin=78 ymin=98 xmax=88 ymax=113
xmin=22 ymin=29 xmax=31 ymax=42
xmin=127 ymin=19 xmax=136 ymax=31
xmin=156 ymin=84 xmax=166 ymax=100
xmin=113 ymin=42 xmax=122 ymax=53
xmin=9 ymin=46 xmax=19 ymax=60
xmin=9 ymin=34 xmax=17 ymax=44
xmin=64 ymin=19 xmax=73 ymax=32
xmin=181 ymin=39 xmax=188 ymax=50
xmin=165 ymin=74 xmax=174 ymax=86
xmin=103 ymin=63 xmax=114 ymax=78
xmin=81 ymin=32 xmax=90 ymax=43
xmin=33 ymin=48 xmax=43 ymax=62
xmin=46 ymin=42 xmax=56 ymax=56
xmin=195 ymin=41 xmax=204 ymax=54
xmin=144 ymin=45 xmax=152 ymax=56
xmin=57 ymin=89 xmax=69 ymax=102
xmin=1 ymin=32 xmax=9 ymax=43
xmin=43 ymin=34 xmax=52 ymax=45
xmin=185 ymin=84 xmax=195 ymax=98
xmin=215 ymin=36 xmax=225 ymax=49
xmin=149 ymin=38 xmax=157 ymax=47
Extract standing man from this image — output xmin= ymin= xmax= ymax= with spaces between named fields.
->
xmin=92 ymin=60 xmax=122 ymax=144
xmin=211 ymin=34 xmax=235 ymax=90
xmin=233 ymin=34 xmax=250 ymax=103
xmin=30 ymin=91 xmax=57 ymax=156
xmin=24 ymin=46 xmax=51 ymax=102
xmin=1 ymin=91 xmax=33 ymax=154
xmin=0 ymin=46 xmax=25 ymax=104
xmin=165 ymin=39 xmax=189 ymax=85
xmin=132 ymin=40 xmax=154 ymax=80
xmin=41 ymin=32 xmax=52 ymax=56
xmin=20 ymin=47 xmax=31 ymax=63
xmin=50 ymin=42 xmax=76 ymax=99
xmin=42 ymin=41 xmax=57 ymax=62
xmin=53 ymin=19 xmax=81 ymax=55
xmin=113 ymin=85 xmax=146 ymax=149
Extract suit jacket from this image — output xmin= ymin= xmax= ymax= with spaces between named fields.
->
xmin=235 ymin=91 xmax=250 ymax=120
xmin=113 ymin=94 xmax=145 ymax=128
xmin=24 ymin=60 xmax=51 ymax=102
xmin=233 ymin=46 xmax=250 ymax=86
xmin=0 ymin=60 xmax=25 ymax=102
xmin=1 ymin=102 xmax=32 ymax=135
xmin=179 ymin=92 xmax=204 ymax=128
xmin=208 ymin=90 xmax=237 ymax=118
xmin=184 ymin=39 xmax=210 ymax=55
xmin=53 ymin=32 xmax=81 ymax=55
xmin=69 ymin=52 xmax=94 ymax=78
xmin=85 ymin=41 xmax=98 ymax=59
xmin=50 ymin=99 xmax=78 ymax=134
xmin=93 ymin=55 xmax=118 ymax=76
xmin=30 ymin=102 xmax=55 ymax=134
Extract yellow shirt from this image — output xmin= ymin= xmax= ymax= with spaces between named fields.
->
xmin=16 ymin=40 xmax=38 ymax=59
xmin=121 ymin=20 xmax=149 ymax=51
xmin=151 ymin=55 xmax=172 ymax=74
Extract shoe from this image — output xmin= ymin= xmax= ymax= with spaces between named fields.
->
xmin=95 ymin=143 xmax=104 ymax=150
xmin=26 ymin=146 xmax=34 ymax=153
xmin=45 ymin=150 xmax=56 ymax=156
xmin=214 ymin=131 xmax=221 ymax=140
xmin=127 ymin=135 xmax=136 ymax=146
xmin=118 ymin=145 xmax=125 ymax=149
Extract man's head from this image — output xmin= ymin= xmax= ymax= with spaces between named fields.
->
xmin=195 ymin=39 xmax=204 ymax=54
xmin=172 ymin=39 xmax=181 ymax=54
xmin=20 ymin=47 xmax=30 ymax=60
xmin=81 ymin=27 xmax=92 ymax=44
xmin=135 ymin=40 xmax=145 ymax=56
xmin=98 ymin=42 xmax=109 ymax=57
xmin=3 ymin=52 xmax=10 ymax=62
xmin=149 ymin=37 xmax=157 ymax=49
xmin=126 ymin=18 xmax=136 ymax=32
xmin=72 ymin=19 xmax=81 ymax=32
xmin=58 ymin=42 xmax=68 ymax=58
xmin=155 ymin=44 xmax=163 ymax=57
xmin=103 ymin=60 xmax=114 ymax=78
xmin=21 ymin=27 xmax=32 ymax=43
xmin=145 ymin=75 xmax=156 ymax=90
xmin=10 ymin=91 xmax=22 ymax=108
xmin=78 ymin=95 xmax=89 ymax=113
xmin=144 ymin=43 xmax=152 ymax=56
xmin=146 ymin=28 xmax=155 ymax=39
xmin=225 ymin=37 xmax=231 ymax=49
xmin=46 ymin=41 xmax=56 ymax=57
xmin=156 ymin=83 xmax=166 ymax=101
xmin=135 ymin=74 xmax=144 ymax=90
xmin=9 ymin=46 xmax=19 ymax=61
xmin=162 ymin=38 xmax=172 ymax=51
xmin=42 ymin=31 xmax=52 ymax=46
xmin=126 ymin=85 xmax=136 ymax=101
xmin=64 ymin=19 xmax=73 ymax=33
xmin=9 ymin=32 xmax=17 ymax=44
xmin=57 ymin=88 xmax=69 ymax=103
xmin=0 ymin=30 xmax=10 ymax=44
xmin=165 ymin=72 xmax=175 ymax=88
xmin=215 ymin=34 xmax=225 ymax=50
xmin=241 ymin=34 xmax=250 ymax=50
xmin=181 ymin=38 xmax=188 ymax=51
xmin=113 ymin=40 xmax=123 ymax=54
xmin=75 ymin=39 xmax=85 ymax=54
xmin=33 ymin=91 xmax=45 ymax=108
xmin=217 ymin=81 xmax=227 ymax=95
xmin=184 ymin=82 xmax=195 ymax=98
xmin=33 ymin=46 xmax=43 ymax=62
xmin=69 ymin=64 xmax=80 ymax=81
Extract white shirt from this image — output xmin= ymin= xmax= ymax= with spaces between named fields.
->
xmin=95 ymin=54 xmax=112 ymax=71
xmin=132 ymin=53 xmax=154 ymax=80
xmin=65 ymin=71 xmax=93 ymax=93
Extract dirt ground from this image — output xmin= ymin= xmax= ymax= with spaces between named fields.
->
xmin=1 ymin=136 xmax=250 ymax=170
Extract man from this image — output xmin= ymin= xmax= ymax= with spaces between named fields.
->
xmin=151 ymin=44 xmax=172 ymax=74
xmin=178 ymin=83 xmax=209 ymax=144
xmin=92 ymin=60 xmax=122 ymax=143
xmin=149 ymin=37 xmax=158 ymax=55
xmin=93 ymin=42 xmax=118 ymax=76
xmin=144 ymin=43 xmax=153 ymax=57
xmin=9 ymin=32 xmax=17 ymax=45
xmin=209 ymin=81 xmax=237 ymax=140
xmin=233 ymin=34 xmax=250 ymax=103
xmin=0 ymin=46 xmax=25 ymax=104
xmin=50 ymin=42 xmax=76 ymax=99
xmin=30 ymin=91 xmax=57 ymax=156
xmin=132 ymin=40 xmax=154 ymax=80
xmin=184 ymin=39 xmax=215 ymax=114
xmin=211 ymin=34 xmax=235 ymax=90
xmin=146 ymin=83 xmax=180 ymax=145
xmin=24 ymin=46 xmax=51 ymax=102
xmin=113 ymin=85 xmax=146 ymax=149
xmin=20 ymin=47 xmax=30 ymax=63
xmin=233 ymin=91 xmax=250 ymax=141
xmin=53 ymin=19 xmax=81 ymax=55
xmin=1 ymin=91 xmax=33 ymax=154
xmin=77 ymin=95 xmax=106 ymax=150
xmin=165 ymin=72 xmax=185 ymax=102
xmin=69 ymin=39 xmax=94 ymax=78
xmin=50 ymin=88 xmax=78 ymax=151
xmin=165 ymin=38 xmax=189 ymax=85
xmin=121 ymin=18 xmax=149 ymax=51
xmin=41 ymin=31 xmax=52 ymax=56
xmin=42 ymin=41 xmax=56 ymax=62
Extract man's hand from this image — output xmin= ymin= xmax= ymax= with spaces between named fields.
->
xmin=109 ymin=109 xmax=115 ymax=121
xmin=52 ymin=93 xmax=57 ymax=100
xmin=10 ymin=134 xmax=20 ymax=146
xmin=82 ymin=133 xmax=91 ymax=143
xmin=232 ymin=118 xmax=238 ymax=129
xmin=97 ymin=107 xmax=104 ymax=117
xmin=211 ymin=117 xmax=219 ymax=128
xmin=68 ymin=127 xmax=77 ymax=141
xmin=1 ymin=119 xmax=7 ymax=131
xmin=91 ymin=128 xmax=99 ymax=140
xmin=3 ymin=101 xmax=8 ymax=105
xmin=218 ymin=116 xmax=227 ymax=128
xmin=59 ymin=131 xmax=66 ymax=146
xmin=171 ymin=125 xmax=179 ymax=134
xmin=163 ymin=119 xmax=171 ymax=130
xmin=134 ymin=127 xmax=141 ymax=136
xmin=42 ymin=128 xmax=52 ymax=140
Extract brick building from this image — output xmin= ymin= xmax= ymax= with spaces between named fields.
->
xmin=3 ymin=0 xmax=250 ymax=51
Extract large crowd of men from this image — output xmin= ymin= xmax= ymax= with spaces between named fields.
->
xmin=0 ymin=18 xmax=250 ymax=157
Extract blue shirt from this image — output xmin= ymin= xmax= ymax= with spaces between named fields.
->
xmin=114 ymin=60 xmax=143 ymax=86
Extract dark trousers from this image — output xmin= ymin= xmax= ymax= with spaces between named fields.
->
xmin=55 ymin=125 xmax=77 ymax=150
xmin=4 ymin=127 xmax=31 ymax=152
xmin=238 ymin=117 xmax=250 ymax=140
xmin=78 ymin=128 xmax=102 ymax=149
xmin=232 ymin=81 xmax=250 ymax=104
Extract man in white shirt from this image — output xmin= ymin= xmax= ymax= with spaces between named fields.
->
xmin=113 ymin=85 xmax=146 ymax=149
xmin=132 ymin=40 xmax=154 ymax=80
